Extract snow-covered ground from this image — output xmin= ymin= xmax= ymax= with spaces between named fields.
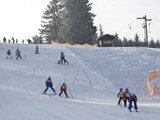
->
xmin=0 ymin=43 xmax=160 ymax=120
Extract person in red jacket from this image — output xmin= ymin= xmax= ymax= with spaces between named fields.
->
xmin=59 ymin=83 xmax=68 ymax=98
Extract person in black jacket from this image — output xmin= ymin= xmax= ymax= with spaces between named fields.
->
xmin=6 ymin=49 xmax=12 ymax=59
xmin=43 ymin=76 xmax=56 ymax=94
xmin=15 ymin=49 xmax=22 ymax=59
xmin=128 ymin=93 xmax=138 ymax=112
xmin=58 ymin=52 xmax=68 ymax=64
xmin=35 ymin=45 xmax=39 ymax=54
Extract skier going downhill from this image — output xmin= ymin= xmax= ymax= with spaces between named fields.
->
xmin=128 ymin=93 xmax=138 ymax=112
xmin=58 ymin=52 xmax=69 ymax=64
xmin=43 ymin=76 xmax=56 ymax=95
xmin=35 ymin=45 xmax=39 ymax=54
xmin=59 ymin=83 xmax=68 ymax=98
xmin=124 ymin=88 xmax=131 ymax=107
xmin=15 ymin=49 xmax=22 ymax=59
xmin=117 ymin=88 xmax=125 ymax=106
xmin=6 ymin=49 xmax=12 ymax=59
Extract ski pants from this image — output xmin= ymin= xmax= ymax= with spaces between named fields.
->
xmin=59 ymin=90 xmax=68 ymax=97
xmin=128 ymin=100 xmax=138 ymax=110
xmin=118 ymin=97 xmax=125 ymax=105
xmin=44 ymin=86 xmax=56 ymax=93
xmin=124 ymin=98 xmax=130 ymax=107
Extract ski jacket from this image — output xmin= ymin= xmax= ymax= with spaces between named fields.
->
xmin=45 ymin=79 xmax=53 ymax=87
xmin=60 ymin=84 xmax=67 ymax=92
xmin=124 ymin=91 xmax=131 ymax=98
xmin=117 ymin=91 xmax=125 ymax=98
xmin=7 ymin=50 xmax=11 ymax=55
xmin=129 ymin=94 xmax=137 ymax=102
xmin=61 ymin=53 xmax=65 ymax=59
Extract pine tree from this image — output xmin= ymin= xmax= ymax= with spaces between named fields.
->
xmin=39 ymin=0 xmax=65 ymax=44
xmin=134 ymin=33 xmax=140 ymax=47
xmin=63 ymin=0 xmax=97 ymax=44
xmin=149 ymin=39 xmax=156 ymax=48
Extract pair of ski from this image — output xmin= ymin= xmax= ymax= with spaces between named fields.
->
xmin=42 ymin=92 xmax=69 ymax=98
xmin=42 ymin=92 xmax=56 ymax=97
xmin=118 ymin=104 xmax=139 ymax=112
xmin=129 ymin=109 xmax=138 ymax=112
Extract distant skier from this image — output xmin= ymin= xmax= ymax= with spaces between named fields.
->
xmin=59 ymin=83 xmax=68 ymax=98
xmin=12 ymin=37 xmax=15 ymax=44
xmin=15 ymin=49 xmax=22 ymax=59
xmin=128 ymin=93 xmax=138 ymax=112
xmin=58 ymin=52 xmax=69 ymax=64
xmin=6 ymin=49 xmax=12 ymax=59
xmin=16 ymin=39 xmax=18 ymax=44
xmin=22 ymin=39 xmax=24 ymax=44
xmin=124 ymin=88 xmax=131 ymax=107
xmin=34 ymin=45 xmax=39 ymax=54
xmin=3 ymin=37 xmax=6 ymax=43
xmin=43 ymin=76 xmax=56 ymax=94
xmin=117 ymin=88 xmax=125 ymax=106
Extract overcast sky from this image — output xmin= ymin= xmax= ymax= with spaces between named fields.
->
xmin=0 ymin=0 xmax=160 ymax=42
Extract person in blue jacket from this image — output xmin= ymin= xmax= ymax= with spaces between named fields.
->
xmin=43 ymin=76 xmax=56 ymax=94
xmin=128 ymin=93 xmax=138 ymax=112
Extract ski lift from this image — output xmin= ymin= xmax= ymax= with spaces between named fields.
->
xmin=142 ymin=22 xmax=146 ymax=28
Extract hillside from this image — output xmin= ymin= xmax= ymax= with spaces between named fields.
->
xmin=0 ymin=43 xmax=160 ymax=120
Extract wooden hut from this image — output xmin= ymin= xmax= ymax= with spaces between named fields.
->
xmin=96 ymin=34 xmax=115 ymax=47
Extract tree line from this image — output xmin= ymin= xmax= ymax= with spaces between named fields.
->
xmin=111 ymin=33 xmax=160 ymax=48
xmin=39 ymin=0 xmax=160 ymax=48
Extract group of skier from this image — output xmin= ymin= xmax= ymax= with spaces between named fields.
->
xmin=6 ymin=48 xmax=22 ymax=59
xmin=117 ymin=88 xmax=138 ymax=112
xmin=5 ymin=44 xmax=139 ymax=112
xmin=43 ymin=76 xmax=68 ymax=98
xmin=5 ymin=45 xmax=40 ymax=59
xmin=5 ymin=44 xmax=69 ymax=64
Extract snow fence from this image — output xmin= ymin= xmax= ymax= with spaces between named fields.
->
xmin=146 ymin=69 xmax=160 ymax=96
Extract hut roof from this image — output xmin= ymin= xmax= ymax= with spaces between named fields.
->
xmin=97 ymin=34 xmax=115 ymax=41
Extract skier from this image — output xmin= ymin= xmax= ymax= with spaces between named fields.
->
xmin=3 ymin=37 xmax=6 ymax=43
xmin=59 ymin=83 xmax=68 ymax=98
xmin=124 ymin=88 xmax=131 ymax=107
xmin=58 ymin=52 xmax=69 ymax=64
xmin=34 ymin=45 xmax=39 ymax=54
xmin=6 ymin=49 xmax=12 ymax=59
xmin=12 ymin=37 xmax=15 ymax=44
xmin=15 ymin=49 xmax=22 ymax=59
xmin=43 ymin=76 xmax=56 ymax=94
xmin=117 ymin=88 xmax=125 ymax=106
xmin=128 ymin=93 xmax=138 ymax=112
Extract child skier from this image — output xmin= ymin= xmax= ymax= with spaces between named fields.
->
xmin=128 ymin=93 xmax=138 ymax=112
xmin=58 ymin=52 xmax=69 ymax=64
xmin=124 ymin=88 xmax=131 ymax=107
xmin=15 ymin=49 xmax=22 ymax=59
xmin=117 ymin=88 xmax=125 ymax=106
xmin=35 ymin=45 xmax=39 ymax=54
xmin=59 ymin=83 xmax=68 ymax=98
xmin=43 ymin=76 xmax=56 ymax=95
xmin=6 ymin=49 xmax=12 ymax=59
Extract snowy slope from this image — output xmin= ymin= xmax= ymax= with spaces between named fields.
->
xmin=0 ymin=43 xmax=160 ymax=120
